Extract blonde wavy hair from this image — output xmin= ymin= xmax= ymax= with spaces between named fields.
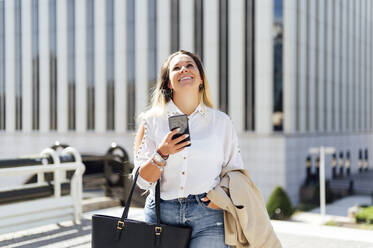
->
xmin=139 ymin=50 xmax=214 ymax=120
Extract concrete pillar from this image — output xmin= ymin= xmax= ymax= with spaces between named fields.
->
xmin=203 ymin=0 xmax=219 ymax=107
xmin=228 ymin=0 xmax=244 ymax=132
xmin=333 ymin=1 xmax=340 ymax=132
xmin=75 ymin=0 xmax=87 ymax=132
xmin=179 ymin=0 xmax=194 ymax=52
xmin=347 ymin=0 xmax=354 ymax=131
xmin=359 ymin=0 xmax=367 ymax=131
xmin=317 ymin=0 xmax=326 ymax=132
xmin=156 ymin=0 xmax=171 ymax=78
xmin=115 ymin=0 xmax=127 ymax=132
xmin=308 ymin=0 xmax=316 ymax=132
xmin=354 ymin=0 xmax=360 ymax=131
xmin=325 ymin=0 xmax=333 ymax=132
xmin=57 ymin=0 xmax=68 ymax=132
xmin=255 ymin=0 xmax=273 ymax=134
xmin=299 ymin=0 xmax=307 ymax=132
xmin=94 ymin=0 xmax=106 ymax=132
xmin=39 ymin=0 xmax=50 ymax=132
xmin=341 ymin=0 xmax=348 ymax=132
xmin=283 ymin=0 xmax=297 ymax=133
xmin=5 ymin=0 xmax=16 ymax=132
xmin=21 ymin=0 xmax=32 ymax=132
xmin=135 ymin=0 xmax=148 ymax=119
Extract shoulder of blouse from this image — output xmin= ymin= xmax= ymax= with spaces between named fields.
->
xmin=210 ymin=108 xmax=231 ymax=123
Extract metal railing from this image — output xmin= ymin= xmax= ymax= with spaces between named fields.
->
xmin=0 ymin=147 xmax=85 ymax=234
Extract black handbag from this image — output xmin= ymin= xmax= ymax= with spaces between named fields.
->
xmin=92 ymin=168 xmax=192 ymax=248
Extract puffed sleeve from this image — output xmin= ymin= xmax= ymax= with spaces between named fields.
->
xmin=221 ymin=117 xmax=245 ymax=176
xmin=132 ymin=118 xmax=157 ymax=190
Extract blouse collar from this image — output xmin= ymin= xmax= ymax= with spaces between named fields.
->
xmin=166 ymin=100 xmax=208 ymax=119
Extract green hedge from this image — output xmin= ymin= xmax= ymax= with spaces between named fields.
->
xmin=266 ymin=186 xmax=294 ymax=220
xmin=356 ymin=206 xmax=373 ymax=224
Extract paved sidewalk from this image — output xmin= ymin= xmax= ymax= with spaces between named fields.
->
xmin=292 ymin=195 xmax=372 ymax=225
xmin=1 ymin=202 xmax=373 ymax=248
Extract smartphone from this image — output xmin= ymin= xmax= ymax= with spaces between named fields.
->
xmin=168 ymin=114 xmax=191 ymax=147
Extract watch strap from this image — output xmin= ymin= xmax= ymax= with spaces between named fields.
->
xmin=157 ymin=149 xmax=169 ymax=160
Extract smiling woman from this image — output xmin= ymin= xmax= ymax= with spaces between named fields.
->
xmin=132 ymin=50 xmax=246 ymax=248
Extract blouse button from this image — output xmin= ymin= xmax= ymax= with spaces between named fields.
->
xmin=183 ymin=156 xmax=186 ymax=160
xmin=180 ymin=186 xmax=184 ymax=190
xmin=182 ymin=171 xmax=185 ymax=175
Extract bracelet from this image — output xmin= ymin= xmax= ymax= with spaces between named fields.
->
xmin=151 ymin=158 xmax=164 ymax=172
xmin=157 ymin=149 xmax=169 ymax=160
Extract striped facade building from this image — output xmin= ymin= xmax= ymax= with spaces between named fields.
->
xmin=0 ymin=0 xmax=372 ymax=204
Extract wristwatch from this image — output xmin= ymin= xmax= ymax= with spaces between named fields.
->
xmin=153 ymin=152 xmax=166 ymax=164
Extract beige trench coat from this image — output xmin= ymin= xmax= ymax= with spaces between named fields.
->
xmin=207 ymin=169 xmax=282 ymax=248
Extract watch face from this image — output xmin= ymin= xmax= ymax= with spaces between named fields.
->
xmin=154 ymin=153 xmax=163 ymax=163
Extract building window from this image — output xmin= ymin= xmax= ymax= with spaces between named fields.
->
xmin=170 ymin=0 xmax=179 ymax=53
xmin=15 ymin=0 xmax=22 ymax=131
xmin=0 ymin=1 xmax=5 ymax=130
xmin=86 ymin=0 xmax=95 ymax=130
xmin=218 ymin=0 xmax=228 ymax=114
xmin=32 ymin=0 xmax=39 ymax=130
xmin=68 ymin=0 xmax=76 ymax=130
xmin=49 ymin=0 xmax=57 ymax=130
xmin=106 ymin=0 xmax=115 ymax=130
xmin=245 ymin=0 xmax=255 ymax=131
xmin=194 ymin=0 xmax=203 ymax=60
xmin=127 ymin=0 xmax=136 ymax=130
xmin=273 ymin=0 xmax=283 ymax=131
xmin=148 ymin=0 xmax=157 ymax=99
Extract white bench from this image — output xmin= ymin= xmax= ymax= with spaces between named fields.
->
xmin=0 ymin=147 xmax=85 ymax=234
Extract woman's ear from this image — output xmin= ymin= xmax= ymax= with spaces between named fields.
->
xmin=168 ymin=81 xmax=172 ymax=89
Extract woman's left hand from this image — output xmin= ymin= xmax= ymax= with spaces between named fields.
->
xmin=201 ymin=197 xmax=221 ymax=210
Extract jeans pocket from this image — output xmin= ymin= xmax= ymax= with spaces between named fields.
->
xmin=198 ymin=196 xmax=221 ymax=211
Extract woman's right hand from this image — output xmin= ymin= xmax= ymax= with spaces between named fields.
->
xmin=157 ymin=128 xmax=190 ymax=156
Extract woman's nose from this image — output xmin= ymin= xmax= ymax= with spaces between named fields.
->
xmin=180 ymin=65 xmax=188 ymax=72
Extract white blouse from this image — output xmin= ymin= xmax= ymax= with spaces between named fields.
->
xmin=133 ymin=100 xmax=244 ymax=200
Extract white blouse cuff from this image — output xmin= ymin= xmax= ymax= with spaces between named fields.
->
xmin=136 ymin=173 xmax=154 ymax=190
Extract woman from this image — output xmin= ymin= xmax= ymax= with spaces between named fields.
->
xmin=133 ymin=50 xmax=244 ymax=248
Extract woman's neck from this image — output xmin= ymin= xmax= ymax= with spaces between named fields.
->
xmin=173 ymin=94 xmax=199 ymax=116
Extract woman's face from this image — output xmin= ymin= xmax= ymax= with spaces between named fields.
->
xmin=168 ymin=54 xmax=202 ymax=96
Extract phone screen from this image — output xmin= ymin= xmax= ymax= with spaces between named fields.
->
xmin=168 ymin=114 xmax=191 ymax=147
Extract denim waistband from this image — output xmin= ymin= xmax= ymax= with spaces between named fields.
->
xmin=159 ymin=192 xmax=207 ymax=203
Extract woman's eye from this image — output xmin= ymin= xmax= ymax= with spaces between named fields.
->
xmin=173 ymin=66 xmax=180 ymax=71
xmin=187 ymin=64 xmax=194 ymax=68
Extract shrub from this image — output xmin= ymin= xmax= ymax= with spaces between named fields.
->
xmin=355 ymin=206 xmax=373 ymax=224
xmin=266 ymin=186 xmax=294 ymax=220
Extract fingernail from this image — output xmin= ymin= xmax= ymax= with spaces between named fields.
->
xmin=176 ymin=128 xmax=181 ymax=132
xmin=185 ymin=134 xmax=189 ymax=138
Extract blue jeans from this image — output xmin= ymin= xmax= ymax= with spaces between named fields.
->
xmin=144 ymin=193 xmax=230 ymax=248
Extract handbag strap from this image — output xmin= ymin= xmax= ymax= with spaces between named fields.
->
xmin=155 ymin=178 xmax=161 ymax=225
xmin=120 ymin=167 xmax=161 ymax=226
